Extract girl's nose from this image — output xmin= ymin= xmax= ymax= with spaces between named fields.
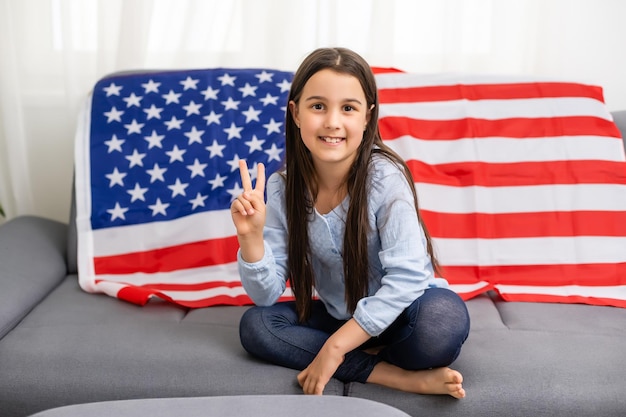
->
xmin=324 ymin=110 xmax=341 ymax=129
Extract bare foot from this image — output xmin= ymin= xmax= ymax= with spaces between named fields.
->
xmin=367 ymin=362 xmax=466 ymax=399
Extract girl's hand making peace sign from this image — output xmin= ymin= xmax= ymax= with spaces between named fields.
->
xmin=231 ymin=160 xmax=266 ymax=262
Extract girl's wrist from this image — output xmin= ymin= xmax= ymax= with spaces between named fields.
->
xmin=238 ymin=235 xmax=265 ymax=263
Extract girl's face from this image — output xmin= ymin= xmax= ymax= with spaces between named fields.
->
xmin=289 ymin=69 xmax=370 ymax=174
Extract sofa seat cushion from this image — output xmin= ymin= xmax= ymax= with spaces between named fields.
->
xmin=28 ymin=395 xmax=411 ymax=417
xmin=0 ymin=276 xmax=344 ymax=417
xmin=347 ymin=292 xmax=626 ymax=416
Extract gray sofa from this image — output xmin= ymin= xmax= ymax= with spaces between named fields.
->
xmin=1 ymin=111 xmax=626 ymax=417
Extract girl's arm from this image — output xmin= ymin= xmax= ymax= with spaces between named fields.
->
xmin=234 ymin=164 xmax=290 ymax=306
xmin=297 ymin=318 xmax=370 ymax=395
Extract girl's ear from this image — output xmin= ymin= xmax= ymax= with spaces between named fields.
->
xmin=289 ymin=100 xmax=300 ymax=127
xmin=365 ymin=104 xmax=375 ymax=127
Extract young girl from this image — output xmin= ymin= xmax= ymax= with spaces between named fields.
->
xmin=230 ymin=47 xmax=470 ymax=398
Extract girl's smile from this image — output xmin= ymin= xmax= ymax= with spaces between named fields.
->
xmin=319 ymin=136 xmax=345 ymax=144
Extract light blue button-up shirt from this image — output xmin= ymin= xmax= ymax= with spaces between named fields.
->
xmin=237 ymin=155 xmax=449 ymax=337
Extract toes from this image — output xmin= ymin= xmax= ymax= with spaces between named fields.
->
xmin=447 ymin=368 xmax=463 ymax=384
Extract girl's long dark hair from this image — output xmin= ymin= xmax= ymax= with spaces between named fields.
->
xmin=284 ymin=47 xmax=441 ymax=322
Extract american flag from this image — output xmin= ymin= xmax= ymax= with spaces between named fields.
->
xmin=76 ymin=68 xmax=626 ymax=309
xmin=376 ymin=73 xmax=626 ymax=308
xmin=75 ymin=68 xmax=294 ymax=307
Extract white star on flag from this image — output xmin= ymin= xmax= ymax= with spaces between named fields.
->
xmin=187 ymin=159 xmax=208 ymax=178
xmin=189 ymin=192 xmax=208 ymax=209
xmin=242 ymin=106 xmax=262 ymax=123
xmin=107 ymin=202 xmax=128 ymax=220
xmin=206 ymin=140 xmax=226 ymax=158
xmin=106 ymin=167 xmax=127 ymax=187
xmin=162 ymin=90 xmax=182 ymax=104
xmin=168 ymin=178 xmax=189 ymax=197
xmin=224 ymin=123 xmax=244 ymax=140
xmin=146 ymin=163 xmax=167 ymax=183
xmin=104 ymin=107 xmax=124 ymax=123
xmin=245 ymin=135 xmax=265 ymax=152
xmin=184 ymin=126 xmax=205 ymax=144
xmin=103 ymin=83 xmax=123 ymax=96
xmin=142 ymin=79 xmax=161 ymax=94
xmin=180 ymin=76 xmax=200 ymax=90
xmin=127 ymin=183 xmax=148 ymax=202
xmin=238 ymin=83 xmax=258 ymax=97
xmin=201 ymin=86 xmax=219 ymax=100
xmin=126 ymin=149 xmax=146 ymax=168
xmin=149 ymin=198 xmax=169 ymax=216
xmin=263 ymin=118 xmax=283 ymax=135
xmin=144 ymin=104 xmax=164 ymax=120
xmin=218 ymin=73 xmax=236 ymax=86
xmin=123 ymin=93 xmax=143 ymax=107
xmin=124 ymin=119 xmax=145 ymax=134
xmin=208 ymin=172 xmax=227 ymax=190
xmin=260 ymin=93 xmax=279 ymax=106
xmin=104 ymin=134 xmax=125 ymax=152
xmin=255 ymin=71 xmax=274 ymax=83
xmin=166 ymin=145 xmax=186 ymax=163
xmin=144 ymin=130 xmax=165 ymax=149
xmin=183 ymin=101 xmax=203 ymax=116
xmin=203 ymin=111 xmax=223 ymax=125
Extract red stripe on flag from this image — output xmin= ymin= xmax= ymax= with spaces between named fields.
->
xmin=117 ymin=285 xmax=254 ymax=308
xmin=422 ymin=210 xmax=626 ymax=239
xmin=407 ymin=160 xmax=626 ymax=187
xmin=116 ymin=285 xmax=296 ymax=308
xmin=372 ymin=67 xmax=405 ymax=74
xmin=94 ymin=235 xmax=240 ymax=275
xmin=379 ymin=116 xmax=622 ymax=140
xmin=442 ymin=263 xmax=626 ymax=287
xmin=379 ymin=82 xmax=605 ymax=103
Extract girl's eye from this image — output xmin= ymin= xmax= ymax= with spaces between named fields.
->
xmin=312 ymin=103 xmax=324 ymax=110
xmin=344 ymin=105 xmax=354 ymax=112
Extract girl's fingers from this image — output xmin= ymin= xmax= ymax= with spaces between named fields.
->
xmin=255 ymin=163 xmax=265 ymax=194
xmin=239 ymin=160 xmax=253 ymax=192
xmin=231 ymin=199 xmax=248 ymax=216
xmin=232 ymin=191 xmax=263 ymax=216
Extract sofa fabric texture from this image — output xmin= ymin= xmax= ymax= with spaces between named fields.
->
xmin=0 ymin=110 xmax=625 ymax=416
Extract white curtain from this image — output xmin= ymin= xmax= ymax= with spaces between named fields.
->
xmin=1 ymin=0 xmax=625 ymax=223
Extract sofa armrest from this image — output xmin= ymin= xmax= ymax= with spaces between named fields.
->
xmin=0 ymin=216 xmax=68 ymax=339
xmin=611 ymin=110 xmax=626 ymax=151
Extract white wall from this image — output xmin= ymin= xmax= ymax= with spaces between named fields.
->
xmin=533 ymin=0 xmax=626 ymax=111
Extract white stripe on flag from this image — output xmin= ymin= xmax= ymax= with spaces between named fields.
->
xmin=416 ymin=183 xmax=626 ymax=214
xmin=448 ymin=281 xmax=492 ymax=295
xmin=380 ymin=97 xmax=612 ymax=121
xmin=93 ymin=209 xmax=236 ymax=256
xmin=95 ymin=262 xmax=240 ymax=287
xmin=385 ymin=135 xmax=625 ymax=165
xmin=434 ymin=236 xmax=626 ymax=266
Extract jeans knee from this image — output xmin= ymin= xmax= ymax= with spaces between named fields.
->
xmin=239 ymin=303 xmax=299 ymax=356
xmin=239 ymin=307 xmax=264 ymax=354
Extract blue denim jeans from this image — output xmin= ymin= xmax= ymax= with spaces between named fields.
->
xmin=239 ymin=287 xmax=470 ymax=383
